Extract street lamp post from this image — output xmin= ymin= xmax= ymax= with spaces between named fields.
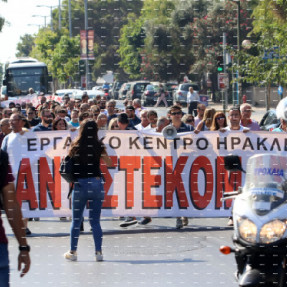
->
xmin=84 ymin=0 xmax=89 ymax=89
xmin=69 ymin=0 xmax=72 ymax=38
xmin=234 ymin=0 xmax=240 ymax=104
xmin=59 ymin=0 xmax=62 ymax=30
xmin=36 ymin=5 xmax=57 ymax=31
xmin=32 ymin=15 xmax=49 ymax=28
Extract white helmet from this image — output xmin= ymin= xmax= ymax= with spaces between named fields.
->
xmin=276 ymin=97 xmax=287 ymax=120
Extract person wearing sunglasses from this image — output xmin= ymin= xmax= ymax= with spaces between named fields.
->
xmin=167 ymin=105 xmax=193 ymax=229
xmin=32 ymin=109 xmax=53 ymax=132
xmin=182 ymin=114 xmax=195 ymax=127
xmin=210 ymin=112 xmax=227 ymax=131
xmin=169 ymin=105 xmax=194 ymax=133
xmin=26 ymin=107 xmax=40 ymax=127
xmin=108 ymin=118 xmax=119 ymax=130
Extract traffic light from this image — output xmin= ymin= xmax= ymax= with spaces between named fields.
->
xmin=217 ymin=56 xmax=223 ymax=72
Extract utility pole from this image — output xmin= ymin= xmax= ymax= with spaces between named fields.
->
xmin=68 ymin=0 xmax=72 ymax=37
xmin=223 ymin=33 xmax=228 ymax=113
xmin=58 ymin=0 xmax=62 ymax=30
xmin=236 ymin=0 xmax=240 ymax=104
xmin=84 ymin=0 xmax=89 ymax=89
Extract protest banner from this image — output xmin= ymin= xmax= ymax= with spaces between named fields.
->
xmin=4 ymin=129 xmax=286 ymax=218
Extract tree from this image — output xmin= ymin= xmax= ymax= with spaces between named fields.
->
xmin=240 ymin=0 xmax=287 ymax=108
xmin=51 ymin=35 xmax=80 ymax=85
xmin=0 ymin=0 xmax=7 ymax=33
xmin=30 ymin=29 xmax=80 ymax=88
xmin=16 ymin=34 xmax=35 ymax=57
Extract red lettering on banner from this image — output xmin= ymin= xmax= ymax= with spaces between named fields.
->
xmin=16 ymin=158 xmax=38 ymax=209
xmin=190 ymin=156 xmax=213 ymax=209
xmin=165 ymin=156 xmax=189 ymax=208
xmin=39 ymin=157 xmax=61 ymax=209
xmin=101 ymin=156 xmax=118 ymax=208
xmin=119 ymin=156 xmax=141 ymax=208
xmin=142 ymin=156 xmax=162 ymax=208
xmin=215 ymin=156 xmax=242 ymax=209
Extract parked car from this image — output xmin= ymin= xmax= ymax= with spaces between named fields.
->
xmin=141 ymin=84 xmax=159 ymax=106
xmin=173 ymin=83 xmax=200 ymax=106
xmin=109 ymin=81 xmax=125 ymax=100
xmin=126 ymin=81 xmax=151 ymax=100
xmin=55 ymin=89 xmax=82 ymax=99
xmin=118 ymin=82 xmax=131 ymax=100
xmin=259 ymin=109 xmax=280 ymax=131
xmin=71 ymin=89 xmax=104 ymax=100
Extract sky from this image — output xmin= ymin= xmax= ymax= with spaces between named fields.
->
xmin=0 ymin=0 xmax=60 ymax=63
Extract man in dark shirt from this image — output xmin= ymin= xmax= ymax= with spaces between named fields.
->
xmin=0 ymin=149 xmax=31 ymax=284
xmin=169 ymin=105 xmax=194 ymax=132
xmin=32 ymin=109 xmax=53 ymax=132
xmin=26 ymin=107 xmax=40 ymax=127
xmin=125 ymin=105 xmax=141 ymax=128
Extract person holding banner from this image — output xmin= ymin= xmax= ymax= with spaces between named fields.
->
xmin=168 ymin=105 xmax=194 ymax=229
xmin=64 ymin=119 xmax=112 ymax=262
xmin=0 ymin=149 xmax=31 ymax=284
xmin=32 ymin=109 xmax=53 ymax=132
xmin=1 ymin=113 xmax=32 ymax=235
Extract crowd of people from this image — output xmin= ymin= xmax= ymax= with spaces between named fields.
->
xmin=0 ymin=90 xmax=264 ymax=272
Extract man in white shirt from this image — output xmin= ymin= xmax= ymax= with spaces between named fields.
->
xmin=135 ymin=110 xmax=149 ymax=130
xmin=144 ymin=110 xmax=158 ymax=131
xmin=221 ymin=106 xmax=249 ymax=132
xmin=1 ymin=113 xmax=32 ymax=235
xmin=187 ymin=87 xmax=200 ymax=116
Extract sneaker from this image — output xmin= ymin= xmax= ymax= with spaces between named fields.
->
xmin=227 ymin=217 xmax=234 ymax=227
xmin=60 ymin=217 xmax=67 ymax=221
xmin=25 ymin=228 xmax=32 ymax=235
xmin=139 ymin=217 xmax=152 ymax=225
xmin=182 ymin=217 xmax=188 ymax=226
xmin=176 ymin=218 xmax=183 ymax=229
xmin=64 ymin=251 xmax=77 ymax=261
xmin=96 ymin=251 xmax=103 ymax=262
xmin=119 ymin=217 xmax=137 ymax=227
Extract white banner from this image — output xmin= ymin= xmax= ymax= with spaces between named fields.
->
xmin=5 ymin=129 xmax=286 ymax=218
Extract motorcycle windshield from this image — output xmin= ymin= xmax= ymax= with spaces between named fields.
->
xmin=243 ymin=154 xmax=287 ymax=213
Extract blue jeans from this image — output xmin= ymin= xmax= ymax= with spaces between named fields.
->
xmin=0 ymin=243 xmax=9 ymax=287
xmin=70 ymin=177 xmax=104 ymax=253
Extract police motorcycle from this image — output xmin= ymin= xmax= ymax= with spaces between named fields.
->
xmin=220 ymin=153 xmax=287 ymax=286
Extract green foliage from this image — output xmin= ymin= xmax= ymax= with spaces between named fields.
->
xmin=51 ymin=35 xmax=80 ymax=84
xmin=16 ymin=34 xmax=35 ymax=57
xmin=0 ymin=0 xmax=7 ymax=32
xmin=30 ymin=29 xmax=80 ymax=86
xmin=241 ymin=0 xmax=287 ymax=87
xmin=118 ymin=15 xmax=145 ymax=78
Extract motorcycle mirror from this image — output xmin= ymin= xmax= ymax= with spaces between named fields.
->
xmin=224 ymin=155 xmax=245 ymax=173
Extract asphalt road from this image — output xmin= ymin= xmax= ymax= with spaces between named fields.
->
xmin=4 ymin=217 xmax=237 ymax=287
